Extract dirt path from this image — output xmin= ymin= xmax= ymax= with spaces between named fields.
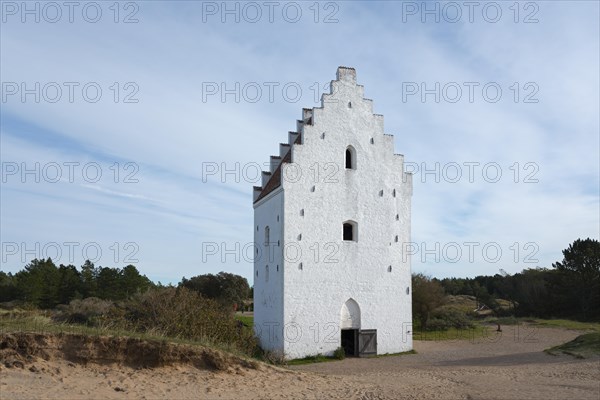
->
xmin=1 ymin=326 xmax=598 ymax=399
xmin=292 ymin=326 xmax=600 ymax=399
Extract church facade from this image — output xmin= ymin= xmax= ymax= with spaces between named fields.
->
xmin=253 ymin=67 xmax=413 ymax=359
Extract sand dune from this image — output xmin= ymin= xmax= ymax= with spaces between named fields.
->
xmin=1 ymin=327 xmax=598 ymax=399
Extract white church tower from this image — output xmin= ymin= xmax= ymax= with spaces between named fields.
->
xmin=253 ymin=67 xmax=413 ymax=359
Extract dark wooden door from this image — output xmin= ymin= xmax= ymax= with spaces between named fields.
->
xmin=358 ymin=329 xmax=377 ymax=357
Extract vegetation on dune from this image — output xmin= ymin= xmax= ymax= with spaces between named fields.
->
xmin=529 ymin=319 xmax=600 ymax=332
xmin=412 ymin=238 xmax=600 ymax=335
xmin=0 ymin=331 xmax=260 ymax=371
xmin=0 ymin=259 xmax=260 ymax=361
xmin=545 ymin=332 xmax=600 ymax=358
xmin=1 ymin=288 xmax=258 ymax=358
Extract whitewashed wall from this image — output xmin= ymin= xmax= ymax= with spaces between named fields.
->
xmin=253 ymin=188 xmax=285 ymax=353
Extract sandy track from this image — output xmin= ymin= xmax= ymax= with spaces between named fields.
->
xmin=1 ymin=326 xmax=598 ymax=399
xmin=292 ymin=327 xmax=600 ymax=399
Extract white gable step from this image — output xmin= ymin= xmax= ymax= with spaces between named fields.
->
xmin=302 ymin=108 xmax=313 ymax=122
xmin=279 ymin=143 xmax=291 ymax=158
xmin=288 ymin=131 xmax=299 ymax=145
xmin=261 ymin=171 xmax=272 ymax=186
xmin=252 ymin=186 xmax=262 ymax=202
xmin=270 ymin=156 xmax=282 ymax=174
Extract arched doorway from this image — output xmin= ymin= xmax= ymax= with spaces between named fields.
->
xmin=340 ymin=299 xmax=360 ymax=356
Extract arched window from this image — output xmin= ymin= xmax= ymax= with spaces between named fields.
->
xmin=343 ymin=221 xmax=357 ymax=241
xmin=345 ymin=146 xmax=356 ymax=169
xmin=264 ymin=226 xmax=270 ymax=246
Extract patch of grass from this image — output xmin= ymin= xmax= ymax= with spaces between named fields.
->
xmin=531 ymin=319 xmax=600 ymax=332
xmin=234 ymin=314 xmax=253 ymax=327
xmin=486 ymin=316 xmax=521 ymax=325
xmin=413 ymin=324 xmax=489 ymax=341
xmin=441 ymin=295 xmax=478 ymax=314
xmin=332 ymin=346 xmax=345 ymax=360
xmin=376 ymin=349 xmax=417 ymax=357
xmin=545 ymin=332 xmax=600 ymax=359
xmin=287 ymin=353 xmax=340 ymax=365
xmin=0 ymin=308 xmax=33 ymax=316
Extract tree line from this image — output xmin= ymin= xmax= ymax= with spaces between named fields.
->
xmin=2 ymin=238 xmax=597 ymax=322
xmin=413 ymin=238 xmax=600 ymax=326
xmin=0 ymin=259 xmax=251 ymax=311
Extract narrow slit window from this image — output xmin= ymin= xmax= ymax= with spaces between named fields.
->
xmin=345 ymin=146 xmax=356 ymax=169
xmin=343 ymin=221 xmax=357 ymax=241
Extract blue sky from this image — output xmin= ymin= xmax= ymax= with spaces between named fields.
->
xmin=1 ymin=1 xmax=598 ymax=284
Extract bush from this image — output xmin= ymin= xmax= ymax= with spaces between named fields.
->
xmin=333 ymin=346 xmax=346 ymax=360
xmin=493 ymin=306 xmax=515 ymax=318
xmin=429 ymin=308 xmax=474 ymax=330
xmin=54 ymin=297 xmax=114 ymax=325
xmin=425 ymin=318 xmax=451 ymax=331
xmin=124 ymin=287 xmax=259 ymax=356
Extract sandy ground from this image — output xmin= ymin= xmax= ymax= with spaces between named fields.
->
xmin=1 ymin=326 xmax=598 ymax=399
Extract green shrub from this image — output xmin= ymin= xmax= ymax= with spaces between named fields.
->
xmin=425 ymin=317 xmax=451 ymax=331
xmin=333 ymin=346 xmax=346 ymax=360
xmin=54 ymin=297 xmax=114 ymax=325
xmin=124 ymin=287 xmax=258 ymax=356
xmin=429 ymin=308 xmax=474 ymax=330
